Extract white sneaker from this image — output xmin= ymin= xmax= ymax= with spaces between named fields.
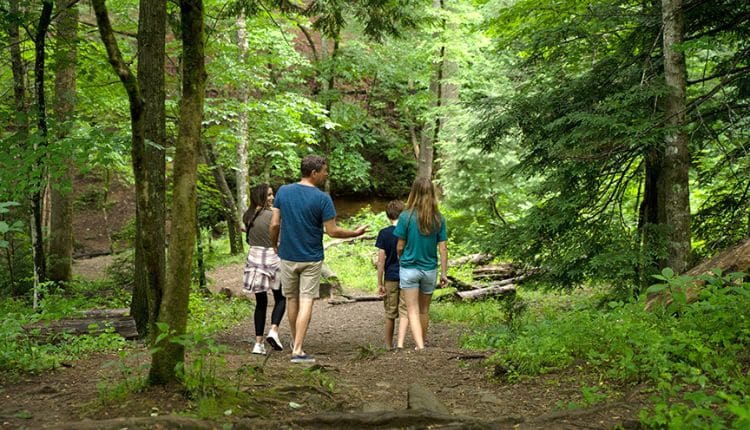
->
xmin=266 ymin=331 xmax=283 ymax=351
xmin=252 ymin=342 xmax=266 ymax=355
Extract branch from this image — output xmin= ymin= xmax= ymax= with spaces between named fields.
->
xmin=78 ymin=18 xmax=138 ymax=38
xmin=296 ymin=22 xmax=318 ymax=61
xmin=90 ymin=0 xmax=142 ymax=113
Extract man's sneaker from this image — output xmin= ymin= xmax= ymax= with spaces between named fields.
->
xmin=251 ymin=342 xmax=266 ymax=355
xmin=266 ymin=331 xmax=283 ymax=351
xmin=290 ymin=354 xmax=316 ymax=363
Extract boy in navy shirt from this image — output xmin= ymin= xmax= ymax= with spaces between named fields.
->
xmin=376 ymin=200 xmax=407 ymax=350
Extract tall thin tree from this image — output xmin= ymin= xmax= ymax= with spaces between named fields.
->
xmin=235 ymin=13 xmax=249 ymax=219
xmin=30 ymin=0 xmax=54 ymax=296
xmin=49 ymin=0 xmax=79 ymax=283
xmin=659 ymin=0 xmax=691 ymax=273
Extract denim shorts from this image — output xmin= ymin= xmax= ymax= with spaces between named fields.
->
xmin=399 ymin=267 xmax=438 ymax=294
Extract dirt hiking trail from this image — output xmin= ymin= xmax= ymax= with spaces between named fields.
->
xmin=0 ymin=258 xmax=644 ymax=429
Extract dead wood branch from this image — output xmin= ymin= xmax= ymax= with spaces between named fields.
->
xmin=324 ymin=234 xmax=376 ymax=249
xmin=328 ymin=295 xmax=383 ymax=305
xmin=456 ymin=284 xmax=516 ymax=301
xmin=645 ymin=237 xmax=750 ymax=311
xmin=449 ymin=253 xmax=494 ymax=267
xmin=472 ymin=263 xmax=518 ymax=280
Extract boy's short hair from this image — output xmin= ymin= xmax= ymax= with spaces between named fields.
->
xmin=385 ymin=200 xmax=405 ymax=220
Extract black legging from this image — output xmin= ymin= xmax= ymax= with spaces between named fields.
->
xmin=254 ymin=289 xmax=286 ymax=337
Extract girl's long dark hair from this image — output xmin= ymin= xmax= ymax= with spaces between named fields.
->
xmin=243 ymin=184 xmax=271 ymax=240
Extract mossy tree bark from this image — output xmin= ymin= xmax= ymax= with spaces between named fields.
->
xmin=130 ymin=0 xmax=167 ymax=339
xmin=149 ymin=0 xmax=205 ymax=385
xmin=6 ymin=0 xmax=27 ymax=294
xmin=31 ymin=0 xmax=54 ymax=290
xmin=49 ymin=0 xmax=79 ymax=284
xmin=659 ymin=0 xmax=691 ymax=274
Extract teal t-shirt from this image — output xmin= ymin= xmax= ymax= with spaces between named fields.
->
xmin=393 ymin=210 xmax=447 ymax=270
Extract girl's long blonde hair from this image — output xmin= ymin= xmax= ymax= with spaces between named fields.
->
xmin=405 ymin=177 xmax=441 ymax=235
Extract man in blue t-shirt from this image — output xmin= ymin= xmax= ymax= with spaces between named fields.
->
xmin=375 ymin=200 xmax=407 ymax=350
xmin=270 ymin=155 xmax=368 ymax=363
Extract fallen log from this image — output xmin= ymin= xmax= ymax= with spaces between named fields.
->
xmin=446 ymin=275 xmax=478 ymax=292
xmin=449 ymin=253 xmax=494 ymax=267
xmin=24 ymin=309 xmax=138 ymax=340
xmin=456 ymin=284 xmax=516 ymax=301
xmin=645 ymin=237 xmax=750 ymax=311
xmin=472 ymin=263 xmax=517 ymax=280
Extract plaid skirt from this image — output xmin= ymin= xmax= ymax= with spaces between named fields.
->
xmin=242 ymin=246 xmax=281 ymax=294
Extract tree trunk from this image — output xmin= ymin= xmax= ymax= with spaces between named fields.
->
xmin=8 ymin=0 xmax=27 ymax=133
xmin=235 ymin=13 xmax=249 ymax=219
xmin=130 ymin=0 xmax=167 ymax=340
xmin=31 ymin=0 xmax=54 ymax=290
xmin=150 ymin=0 xmax=205 ymax=385
xmin=639 ymin=147 xmax=664 ymax=287
xmin=659 ymin=0 xmax=691 ymax=274
xmin=7 ymin=0 xmax=27 ymax=295
xmin=49 ymin=0 xmax=78 ymax=284
xmin=201 ymin=140 xmax=243 ymax=255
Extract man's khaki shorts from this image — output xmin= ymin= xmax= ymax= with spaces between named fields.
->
xmin=383 ymin=280 xmax=407 ymax=319
xmin=280 ymin=260 xmax=323 ymax=300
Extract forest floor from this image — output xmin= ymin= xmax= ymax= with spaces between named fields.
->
xmin=0 ymin=257 xmax=647 ymax=429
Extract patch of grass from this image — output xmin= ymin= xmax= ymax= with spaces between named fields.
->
xmin=324 ymin=240 xmax=377 ymax=293
xmin=323 ymin=208 xmax=384 ymax=293
xmin=352 ymin=344 xmax=386 ymax=361
xmin=96 ymin=350 xmax=149 ymax=404
xmin=187 ymin=287 xmax=248 ymax=336
xmin=202 ymin=234 xmax=246 ymax=269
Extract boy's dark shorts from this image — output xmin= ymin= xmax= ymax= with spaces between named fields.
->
xmin=383 ymin=280 xmax=407 ymax=319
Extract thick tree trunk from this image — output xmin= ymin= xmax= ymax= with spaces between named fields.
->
xmin=130 ymin=0 xmax=167 ymax=339
xmin=235 ymin=13 xmax=249 ymax=219
xmin=201 ymin=141 xmax=243 ymax=255
xmin=659 ymin=0 xmax=691 ymax=274
xmin=150 ymin=0 xmax=205 ymax=385
xmin=49 ymin=0 xmax=79 ymax=283
xmin=639 ymin=147 xmax=664 ymax=286
xmin=31 ymin=0 xmax=54 ymax=290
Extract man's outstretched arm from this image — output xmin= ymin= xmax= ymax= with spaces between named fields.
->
xmin=323 ymin=218 xmax=368 ymax=238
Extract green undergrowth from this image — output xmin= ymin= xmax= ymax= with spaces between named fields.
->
xmin=0 ymin=278 xmax=132 ymax=375
xmin=433 ymin=270 xmax=750 ymax=427
xmin=0 ymin=275 xmax=247 ymax=376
